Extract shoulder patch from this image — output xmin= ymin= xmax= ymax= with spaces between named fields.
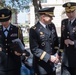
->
xmin=16 ymin=25 xmax=21 ymax=29
xmin=32 ymin=26 xmax=36 ymax=30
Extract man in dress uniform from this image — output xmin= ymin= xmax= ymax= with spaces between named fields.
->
xmin=58 ymin=2 xmax=76 ymax=75
xmin=29 ymin=7 xmax=59 ymax=75
xmin=0 ymin=8 xmax=25 ymax=75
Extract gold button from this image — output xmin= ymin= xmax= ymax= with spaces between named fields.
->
xmin=6 ymin=44 xmax=7 ymax=45
xmin=50 ymin=43 xmax=52 ymax=45
xmin=39 ymin=59 xmax=40 ymax=61
xmin=6 ymin=53 xmax=8 ymax=55
xmin=67 ymin=36 xmax=69 ymax=38
xmin=6 ymin=48 xmax=8 ymax=50
xmin=0 ymin=47 xmax=2 ymax=51
xmin=5 ymin=39 xmax=7 ymax=41
xmin=67 ymin=32 xmax=69 ymax=34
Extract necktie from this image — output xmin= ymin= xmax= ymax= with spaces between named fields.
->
xmin=45 ymin=25 xmax=51 ymax=36
xmin=4 ymin=29 xmax=8 ymax=37
xmin=67 ymin=20 xmax=72 ymax=34
xmin=4 ymin=28 xmax=8 ymax=32
xmin=68 ymin=20 xmax=71 ymax=25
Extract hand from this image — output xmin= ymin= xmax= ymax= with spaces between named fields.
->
xmin=54 ymin=57 xmax=59 ymax=64
xmin=50 ymin=55 xmax=59 ymax=64
xmin=14 ymin=51 xmax=21 ymax=56
xmin=69 ymin=40 xmax=74 ymax=45
xmin=56 ymin=53 xmax=62 ymax=63
xmin=64 ymin=39 xmax=74 ymax=47
xmin=64 ymin=39 xmax=70 ymax=47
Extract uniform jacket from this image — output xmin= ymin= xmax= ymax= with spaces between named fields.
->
xmin=29 ymin=22 xmax=59 ymax=74
xmin=59 ymin=18 xmax=76 ymax=67
xmin=0 ymin=24 xmax=24 ymax=71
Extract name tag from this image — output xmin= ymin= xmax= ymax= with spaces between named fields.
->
xmin=10 ymin=33 xmax=17 ymax=37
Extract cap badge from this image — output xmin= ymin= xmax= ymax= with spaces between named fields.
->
xmin=67 ymin=3 xmax=71 ymax=7
xmin=2 ymin=14 xmax=5 ymax=18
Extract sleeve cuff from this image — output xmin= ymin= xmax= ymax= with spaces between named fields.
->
xmin=59 ymin=49 xmax=63 ymax=52
xmin=40 ymin=51 xmax=50 ymax=62
xmin=40 ymin=51 xmax=46 ymax=60
xmin=54 ymin=46 xmax=59 ymax=50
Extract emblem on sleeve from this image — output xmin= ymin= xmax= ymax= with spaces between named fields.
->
xmin=62 ymin=25 xmax=65 ymax=31
xmin=40 ymin=32 xmax=43 ymax=35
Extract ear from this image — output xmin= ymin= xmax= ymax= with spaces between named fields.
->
xmin=10 ymin=16 xmax=12 ymax=20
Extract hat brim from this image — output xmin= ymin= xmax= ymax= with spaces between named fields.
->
xmin=44 ymin=12 xmax=55 ymax=17
xmin=0 ymin=16 xmax=11 ymax=22
xmin=66 ymin=9 xmax=76 ymax=13
xmin=47 ymin=13 xmax=55 ymax=17
xmin=65 ymin=6 xmax=76 ymax=13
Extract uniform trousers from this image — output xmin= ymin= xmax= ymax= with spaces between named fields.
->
xmin=35 ymin=71 xmax=56 ymax=75
xmin=61 ymin=65 xmax=76 ymax=75
xmin=0 ymin=68 xmax=21 ymax=75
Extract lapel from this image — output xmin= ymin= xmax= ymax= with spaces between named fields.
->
xmin=7 ymin=24 xmax=13 ymax=38
xmin=72 ymin=18 xmax=76 ymax=26
xmin=61 ymin=19 xmax=68 ymax=32
xmin=0 ymin=24 xmax=14 ymax=39
xmin=66 ymin=18 xmax=76 ymax=35
xmin=37 ymin=22 xmax=51 ymax=37
xmin=0 ymin=25 xmax=5 ymax=38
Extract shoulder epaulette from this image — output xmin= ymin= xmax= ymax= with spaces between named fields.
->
xmin=32 ymin=26 xmax=36 ymax=30
xmin=18 ymin=26 xmax=22 ymax=38
xmin=16 ymin=25 xmax=21 ymax=28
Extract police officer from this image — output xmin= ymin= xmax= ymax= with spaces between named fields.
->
xmin=29 ymin=7 xmax=59 ymax=75
xmin=0 ymin=8 xmax=24 ymax=75
xmin=58 ymin=2 xmax=76 ymax=75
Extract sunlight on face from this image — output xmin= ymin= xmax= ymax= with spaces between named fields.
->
xmin=43 ymin=15 xmax=53 ymax=24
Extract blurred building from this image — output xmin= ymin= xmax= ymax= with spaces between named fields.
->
xmin=11 ymin=12 xmax=18 ymax=24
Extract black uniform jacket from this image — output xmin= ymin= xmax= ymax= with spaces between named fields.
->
xmin=59 ymin=18 xmax=76 ymax=67
xmin=29 ymin=22 xmax=59 ymax=74
xmin=0 ymin=24 xmax=24 ymax=71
